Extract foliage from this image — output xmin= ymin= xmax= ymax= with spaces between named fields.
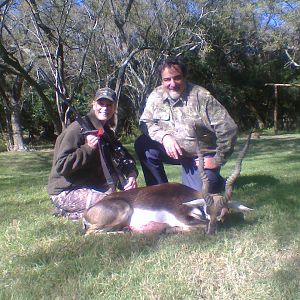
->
xmin=0 ymin=134 xmax=300 ymax=299
xmin=192 ymin=0 xmax=300 ymax=130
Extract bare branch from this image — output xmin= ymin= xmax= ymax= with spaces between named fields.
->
xmin=25 ymin=0 xmax=56 ymax=43
xmin=284 ymin=49 xmax=300 ymax=68
xmin=0 ymin=0 xmax=10 ymax=10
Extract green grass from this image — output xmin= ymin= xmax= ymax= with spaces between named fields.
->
xmin=1 ymin=134 xmax=300 ymax=300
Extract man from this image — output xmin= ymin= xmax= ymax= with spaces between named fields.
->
xmin=134 ymin=57 xmax=237 ymax=193
xmin=48 ymin=87 xmax=138 ymax=219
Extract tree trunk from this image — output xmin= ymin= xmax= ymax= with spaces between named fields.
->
xmin=11 ymin=73 xmax=28 ymax=151
xmin=0 ymin=73 xmax=27 ymax=151
xmin=0 ymin=87 xmax=14 ymax=151
xmin=10 ymin=95 xmax=27 ymax=151
xmin=246 ymin=102 xmax=266 ymax=129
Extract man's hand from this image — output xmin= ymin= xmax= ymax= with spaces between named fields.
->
xmin=86 ymin=134 xmax=99 ymax=149
xmin=162 ymin=134 xmax=182 ymax=159
xmin=123 ymin=172 xmax=138 ymax=190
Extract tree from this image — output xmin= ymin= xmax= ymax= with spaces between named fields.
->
xmin=1 ymin=0 xmax=299 ymax=150
xmin=0 ymin=0 xmax=63 ymax=150
xmin=1 ymin=0 xmax=210 ymax=139
xmin=191 ymin=0 xmax=300 ymax=130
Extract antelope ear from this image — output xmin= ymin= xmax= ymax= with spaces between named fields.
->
xmin=183 ymin=198 xmax=206 ymax=207
xmin=228 ymin=201 xmax=254 ymax=211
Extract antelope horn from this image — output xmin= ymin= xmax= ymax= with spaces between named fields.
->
xmin=227 ymin=201 xmax=254 ymax=211
xmin=183 ymin=198 xmax=206 ymax=207
xmin=196 ymin=144 xmax=212 ymax=205
xmin=224 ymin=133 xmax=251 ymax=200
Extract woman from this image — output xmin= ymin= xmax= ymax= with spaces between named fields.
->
xmin=48 ymin=87 xmax=138 ymax=219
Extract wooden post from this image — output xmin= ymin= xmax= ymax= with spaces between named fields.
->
xmin=265 ymin=83 xmax=300 ymax=134
xmin=274 ymin=85 xmax=278 ymax=134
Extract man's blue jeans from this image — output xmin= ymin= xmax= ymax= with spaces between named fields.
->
xmin=134 ymin=134 xmax=225 ymax=193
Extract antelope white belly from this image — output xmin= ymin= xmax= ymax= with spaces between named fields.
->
xmin=129 ymin=208 xmax=187 ymax=230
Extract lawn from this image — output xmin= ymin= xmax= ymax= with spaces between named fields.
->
xmin=0 ymin=134 xmax=300 ymax=300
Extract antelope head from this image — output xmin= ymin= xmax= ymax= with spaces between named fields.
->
xmin=198 ymin=134 xmax=253 ymax=234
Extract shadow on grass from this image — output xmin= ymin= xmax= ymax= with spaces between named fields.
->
xmin=219 ymin=172 xmax=300 ymax=239
xmin=0 ymin=200 xmax=52 ymax=226
xmin=272 ymin=253 xmax=300 ymax=299
xmin=235 ymin=174 xmax=280 ymax=189
xmin=218 ymin=211 xmax=257 ymax=233
xmin=0 ymin=151 xmax=53 ymax=174
xmin=230 ymin=135 xmax=300 ymax=161
xmin=271 ymin=253 xmax=300 ymax=298
xmin=0 ymin=175 xmax=48 ymax=194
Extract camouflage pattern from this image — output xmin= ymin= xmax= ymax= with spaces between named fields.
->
xmin=50 ymin=187 xmax=112 ymax=219
xmin=139 ymin=82 xmax=238 ymax=165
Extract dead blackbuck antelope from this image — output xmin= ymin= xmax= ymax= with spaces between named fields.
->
xmin=83 ymin=135 xmax=253 ymax=235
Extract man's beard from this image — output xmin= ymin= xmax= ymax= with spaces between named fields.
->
xmin=168 ymin=89 xmax=181 ymax=100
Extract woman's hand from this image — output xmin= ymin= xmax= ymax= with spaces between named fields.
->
xmin=123 ymin=172 xmax=138 ymax=190
xmin=86 ymin=134 xmax=99 ymax=149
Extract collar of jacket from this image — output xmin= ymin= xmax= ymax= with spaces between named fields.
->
xmin=86 ymin=109 xmax=104 ymax=129
xmin=86 ymin=109 xmax=116 ymax=140
xmin=162 ymin=81 xmax=192 ymax=107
